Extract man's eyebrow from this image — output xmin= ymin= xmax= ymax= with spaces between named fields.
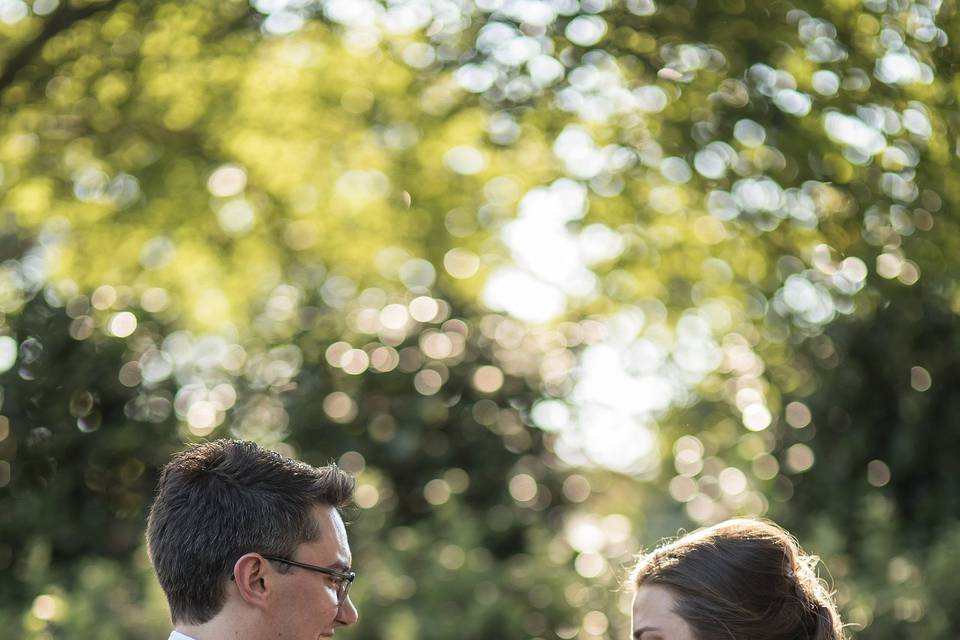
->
xmin=634 ymin=626 xmax=660 ymax=639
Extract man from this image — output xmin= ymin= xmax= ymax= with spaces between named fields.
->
xmin=146 ymin=439 xmax=359 ymax=639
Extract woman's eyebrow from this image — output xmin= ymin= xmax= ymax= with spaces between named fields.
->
xmin=634 ymin=626 xmax=660 ymax=639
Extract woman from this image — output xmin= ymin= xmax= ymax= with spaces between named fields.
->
xmin=629 ymin=518 xmax=845 ymax=640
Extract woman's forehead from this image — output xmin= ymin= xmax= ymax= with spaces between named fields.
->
xmin=632 ymin=585 xmax=695 ymax=640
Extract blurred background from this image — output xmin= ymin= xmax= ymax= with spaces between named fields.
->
xmin=0 ymin=0 xmax=958 ymax=638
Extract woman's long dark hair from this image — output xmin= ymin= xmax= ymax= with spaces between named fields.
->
xmin=630 ymin=519 xmax=844 ymax=640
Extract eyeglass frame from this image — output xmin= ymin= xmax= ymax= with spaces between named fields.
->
xmin=261 ymin=554 xmax=356 ymax=606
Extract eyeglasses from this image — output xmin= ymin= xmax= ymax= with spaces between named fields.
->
xmin=262 ymin=555 xmax=356 ymax=606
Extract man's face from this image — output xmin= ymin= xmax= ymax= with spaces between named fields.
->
xmin=270 ymin=504 xmax=359 ymax=638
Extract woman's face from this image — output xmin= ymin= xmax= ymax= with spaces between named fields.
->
xmin=631 ymin=585 xmax=697 ymax=640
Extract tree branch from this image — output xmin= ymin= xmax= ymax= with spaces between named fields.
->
xmin=0 ymin=0 xmax=124 ymax=96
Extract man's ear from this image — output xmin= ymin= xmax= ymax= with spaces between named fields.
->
xmin=232 ymin=553 xmax=272 ymax=609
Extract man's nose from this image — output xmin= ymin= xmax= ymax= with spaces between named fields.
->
xmin=336 ymin=594 xmax=359 ymax=626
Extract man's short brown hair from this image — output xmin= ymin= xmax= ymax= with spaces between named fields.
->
xmin=146 ymin=439 xmax=354 ymax=624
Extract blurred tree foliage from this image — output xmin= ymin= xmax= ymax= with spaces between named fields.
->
xmin=1 ymin=0 xmax=959 ymax=638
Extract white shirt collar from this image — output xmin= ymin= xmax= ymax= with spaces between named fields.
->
xmin=169 ymin=632 xmax=196 ymax=640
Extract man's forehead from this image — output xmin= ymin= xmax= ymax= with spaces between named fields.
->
xmin=313 ymin=503 xmax=346 ymax=527
xmin=308 ymin=504 xmax=352 ymax=563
